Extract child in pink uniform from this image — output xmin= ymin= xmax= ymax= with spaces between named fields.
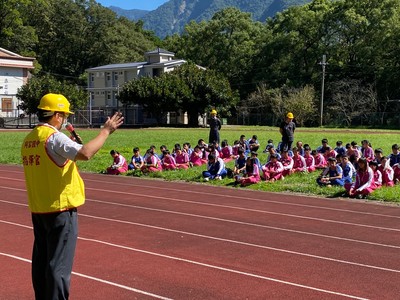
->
xmin=262 ymin=154 xmax=284 ymax=182
xmin=304 ymin=146 xmax=315 ymax=172
xmin=280 ymin=149 xmax=293 ymax=176
xmin=162 ymin=150 xmax=176 ymax=170
xmin=106 ymin=150 xmax=128 ymax=175
xmin=369 ymin=161 xmax=382 ymax=189
xmin=345 ymin=158 xmax=376 ymax=198
xmin=378 ymin=156 xmax=394 ymax=187
xmin=220 ymin=140 xmax=233 ymax=162
xmin=291 ymin=147 xmax=307 ymax=174
xmin=312 ymin=150 xmax=327 ymax=169
xmin=190 ymin=146 xmax=204 ymax=167
xmin=235 ymin=157 xmax=261 ymax=186
xmin=174 ymin=146 xmax=190 ymax=169
xmin=142 ymin=149 xmax=162 ymax=173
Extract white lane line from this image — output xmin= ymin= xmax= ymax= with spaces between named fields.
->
xmin=85 ymin=188 xmax=400 ymax=232
xmin=80 ymin=213 xmax=400 ymax=274
xmin=1 ymin=176 xmax=399 ymax=220
xmin=1 ymin=221 xmax=371 ymax=299
xmin=1 ymin=197 xmax=400 ymax=250
xmin=0 ymin=252 xmax=173 ymax=300
xmin=85 ymin=199 xmax=400 ymax=249
xmin=78 ymin=237 xmax=369 ymax=300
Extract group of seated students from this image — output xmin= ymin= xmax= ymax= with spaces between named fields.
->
xmin=232 ymin=137 xmax=400 ymax=198
xmin=105 ymin=136 xmax=400 ymax=199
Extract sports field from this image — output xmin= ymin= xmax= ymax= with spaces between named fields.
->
xmin=1 ymin=164 xmax=400 ymax=299
xmin=1 ymin=126 xmax=399 ymax=202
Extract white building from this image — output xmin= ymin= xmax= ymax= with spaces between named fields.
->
xmin=0 ymin=48 xmax=35 ymax=118
xmin=86 ymin=48 xmax=196 ymax=125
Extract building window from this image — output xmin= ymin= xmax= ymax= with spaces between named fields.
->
xmin=106 ymin=73 xmax=111 ymax=81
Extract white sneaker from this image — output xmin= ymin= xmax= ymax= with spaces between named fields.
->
xmin=204 ymin=177 xmax=209 ymax=181
xmin=215 ymin=176 xmax=222 ymax=180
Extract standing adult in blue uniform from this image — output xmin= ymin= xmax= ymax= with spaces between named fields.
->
xmin=279 ymin=112 xmax=296 ymax=152
xmin=208 ymin=109 xmax=222 ymax=145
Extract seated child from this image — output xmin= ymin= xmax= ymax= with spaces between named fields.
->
xmin=335 ymin=141 xmax=346 ymax=156
xmin=339 ymin=155 xmax=355 ymax=184
xmin=128 ymin=147 xmax=144 ymax=171
xmin=235 ymin=157 xmax=261 ymax=186
xmin=141 ymin=149 xmax=162 ymax=173
xmin=220 ymin=139 xmax=233 ymax=162
xmin=262 ymin=153 xmax=284 ymax=182
xmin=344 ymin=158 xmax=376 ymax=199
xmin=369 ymin=161 xmax=382 ymax=189
xmin=312 ymin=150 xmax=327 ymax=169
xmin=190 ymin=146 xmax=205 ymax=167
xmin=317 ymin=157 xmax=344 ymax=187
xmin=202 ymin=154 xmax=227 ymax=181
xmin=248 ymin=135 xmax=260 ymax=152
xmin=304 ymin=146 xmax=315 ymax=172
xmin=280 ymin=149 xmax=294 ymax=176
xmin=161 ymin=150 xmax=177 ymax=170
xmin=233 ymin=148 xmax=247 ymax=176
xmin=378 ymin=156 xmax=394 ymax=187
xmin=291 ymin=147 xmax=307 ymax=174
xmin=174 ymin=146 xmax=190 ymax=169
xmin=107 ymin=150 xmax=128 ymax=175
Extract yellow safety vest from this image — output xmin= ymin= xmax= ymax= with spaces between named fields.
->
xmin=21 ymin=124 xmax=85 ymax=213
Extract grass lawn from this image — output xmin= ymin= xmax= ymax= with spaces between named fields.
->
xmin=3 ymin=125 xmax=400 ymax=203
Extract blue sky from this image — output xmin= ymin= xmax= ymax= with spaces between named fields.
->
xmin=96 ymin=0 xmax=168 ymax=11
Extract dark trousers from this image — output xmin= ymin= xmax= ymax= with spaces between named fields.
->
xmin=31 ymin=209 xmax=78 ymax=300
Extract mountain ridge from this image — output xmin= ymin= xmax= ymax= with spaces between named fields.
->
xmin=108 ymin=0 xmax=311 ymax=38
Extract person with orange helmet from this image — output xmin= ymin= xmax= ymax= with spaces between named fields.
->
xmin=21 ymin=93 xmax=124 ymax=299
xmin=279 ymin=112 xmax=296 ymax=153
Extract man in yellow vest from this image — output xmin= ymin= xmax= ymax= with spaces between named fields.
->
xmin=21 ymin=93 xmax=123 ymax=300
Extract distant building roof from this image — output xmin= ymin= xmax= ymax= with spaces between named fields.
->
xmin=145 ymin=48 xmax=175 ymax=56
xmin=0 ymin=47 xmax=35 ymax=69
xmin=86 ymin=62 xmax=147 ymax=72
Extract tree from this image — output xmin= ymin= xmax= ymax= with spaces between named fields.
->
xmin=244 ymin=84 xmax=318 ymax=126
xmin=16 ymin=74 xmax=88 ymax=115
xmin=327 ymin=79 xmax=377 ymax=126
xmin=163 ymin=7 xmax=264 ymax=97
xmin=118 ymin=63 xmax=239 ymax=126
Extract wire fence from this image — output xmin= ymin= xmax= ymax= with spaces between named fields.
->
xmin=1 ymin=109 xmax=400 ymax=129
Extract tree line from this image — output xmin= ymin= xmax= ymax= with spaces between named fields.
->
xmin=6 ymin=0 xmax=400 ymax=127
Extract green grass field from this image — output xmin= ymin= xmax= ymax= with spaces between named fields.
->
xmin=3 ymin=125 xmax=399 ymax=203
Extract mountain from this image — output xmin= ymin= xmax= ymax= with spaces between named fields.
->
xmin=109 ymin=0 xmax=311 ymax=38
xmin=108 ymin=6 xmax=149 ymax=20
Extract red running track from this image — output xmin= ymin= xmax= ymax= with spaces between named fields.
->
xmin=1 ymin=164 xmax=400 ymax=299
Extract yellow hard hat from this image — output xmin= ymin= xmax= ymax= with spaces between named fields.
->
xmin=286 ymin=112 xmax=294 ymax=119
xmin=210 ymin=109 xmax=217 ymax=115
xmin=37 ymin=93 xmax=74 ymax=114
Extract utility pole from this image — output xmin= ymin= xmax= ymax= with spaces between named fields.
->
xmin=319 ymin=54 xmax=327 ymax=127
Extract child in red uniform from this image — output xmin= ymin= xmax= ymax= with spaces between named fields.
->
xmin=304 ymin=146 xmax=315 ymax=172
xmin=378 ymin=156 xmax=394 ymax=187
xmin=312 ymin=150 xmax=327 ymax=169
xmin=280 ymin=149 xmax=293 ymax=176
xmin=106 ymin=150 xmax=128 ymax=175
xmin=235 ymin=157 xmax=261 ymax=186
xmin=345 ymin=158 xmax=376 ymax=199
xmin=174 ymin=146 xmax=190 ymax=169
xmin=291 ymin=147 xmax=307 ymax=174
xmin=161 ymin=150 xmax=177 ymax=170
xmin=262 ymin=154 xmax=284 ymax=182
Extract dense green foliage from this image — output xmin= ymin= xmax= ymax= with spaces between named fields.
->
xmin=119 ymin=63 xmax=239 ymax=126
xmin=4 ymin=0 xmax=400 ymax=127
xmin=2 ymin=0 xmax=159 ymax=82
xmin=2 ymin=126 xmax=399 ymax=202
